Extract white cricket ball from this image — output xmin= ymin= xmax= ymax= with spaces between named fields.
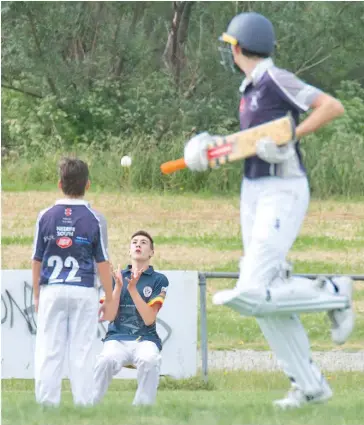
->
xmin=120 ymin=155 xmax=132 ymax=167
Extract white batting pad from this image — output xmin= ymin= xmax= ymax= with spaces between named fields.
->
xmin=213 ymin=277 xmax=350 ymax=317
xmin=257 ymin=316 xmax=327 ymax=395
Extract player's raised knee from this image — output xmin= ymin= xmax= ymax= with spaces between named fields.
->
xmin=136 ymin=349 xmax=161 ymax=369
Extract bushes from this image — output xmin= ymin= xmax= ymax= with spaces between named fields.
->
xmin=2 ymin=80 xmax=364 ymax=197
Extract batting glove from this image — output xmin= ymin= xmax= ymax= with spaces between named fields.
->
xmin=184 ymin=132 xmax=213 ymax=172
xmin=256 ymin=137 xmax=295 ymax=164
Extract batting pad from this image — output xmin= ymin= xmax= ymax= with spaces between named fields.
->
xmin=212 ymin=277 xmax=350 ymax=317
xmin=257 ymin=316 xmax=327 ymax=395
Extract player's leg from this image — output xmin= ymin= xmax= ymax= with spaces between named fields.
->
xmin=131 ymin=340 xmax=162 ymax=406
xmin=93 ymin=340 xmax=132 ymax=404
xmin=258 ymin=315 xmax=332 ymax=408
xmin=214 ymin=178 xmax=353 ymax=326
xmin=240 ymin=177 xmax=257 ymax=253
xmin=252 ymin=178 xmax=332 ymax=403
xmin=34 ymin=285 xmax=68 ymax=407
xmin=67 ymin=286 xmax=98 ymax=406
xmin=216 ymin=177 xmax=334 ymax=404
xmin=240 ymin=178 xmax=309 ymax=392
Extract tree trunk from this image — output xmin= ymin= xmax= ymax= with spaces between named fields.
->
xmin=163 ymin=1 xmax=194 ymax=89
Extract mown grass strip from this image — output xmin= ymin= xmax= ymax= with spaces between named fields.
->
xmin=1 ymin=236 xmax=34 ymax=246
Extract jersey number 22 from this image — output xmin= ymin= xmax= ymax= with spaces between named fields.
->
xmin=48 ymin=255 xmax=82 ymax=284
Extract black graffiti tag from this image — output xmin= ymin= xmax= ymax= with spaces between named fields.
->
xmin=1 ymin=281 xmax=107 ymax=337
xmin=1 ymin=281 xmax=36 ymax=334
xmin=1 ymin=281 xmax=172 ymax=343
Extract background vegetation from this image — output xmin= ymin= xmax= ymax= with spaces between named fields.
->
xmin=2 ymin=1 xmax=364 ymax=196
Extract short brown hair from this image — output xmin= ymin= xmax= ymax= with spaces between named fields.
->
xmin=59 ymin=158 xmax=89 ymax=197
xmin=131 ymin=230 xmax=154 ymax=250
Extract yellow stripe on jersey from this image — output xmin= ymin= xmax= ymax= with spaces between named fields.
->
xmin=148 ymin=296 xmax=165 ymax=306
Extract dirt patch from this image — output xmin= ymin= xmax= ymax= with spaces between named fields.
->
xmin=1 ymin=246 xmax=33 ymax=269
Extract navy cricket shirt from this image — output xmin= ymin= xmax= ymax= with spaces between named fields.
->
xmin=104 ymin=265 xmax=169 ymax=350
xmin=239 ymin=58 xmax=322 ymax=179
xmin=32 ymin=199 xmax=108 ymax=288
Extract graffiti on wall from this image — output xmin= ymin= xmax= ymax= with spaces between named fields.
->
xmin=1 ymin=281 xmax=172 ymax=343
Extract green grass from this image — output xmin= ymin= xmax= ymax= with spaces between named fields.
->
xmin=1 ymin=235 xmax=34 ymax=245
xmin=2 ymin=233 xmax=363 ymax=251
xmin=2 ymin=372 xmax=364 ymax=425
xmin=155 ymin=234 xmax=363 ymax=252
xmin=208 ymin=259 xmax=364 ymax=275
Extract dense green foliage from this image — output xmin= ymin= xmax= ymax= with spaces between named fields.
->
xmin=2 ymin=1 xmax=364 ymax=196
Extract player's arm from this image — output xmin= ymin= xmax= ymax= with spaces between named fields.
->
xmin=129 ymin=291 xmax=160 ymax=326
xmin=295 ymin=93 xmax=344 ymax=139
xmin=100 ymin=264 xmax=124 ymax=312
xmin=128 ymin=273 xmax=168 ymax=326
xmin=97 ymin=261 xmax=113 ymax=302
xmin=31 ymin=212 xmax=45 ymax=313
xmin=93 ymin=213 xmax=120 ymax=322
xmin=269 ymin=68 xmax=345 ymax=139
xmin=32 ymin=260 xmax=42 ymax=313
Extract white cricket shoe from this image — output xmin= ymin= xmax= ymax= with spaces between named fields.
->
xmin=273 ymin=382 xmax=333 ymax=409
xmin=327 ymin=277 xmax=355 ymax=345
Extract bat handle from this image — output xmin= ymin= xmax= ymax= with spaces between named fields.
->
xmin=160 ymin=158 xmax=187 ymax=174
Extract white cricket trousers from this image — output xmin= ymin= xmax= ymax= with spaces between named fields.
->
xmin=34 ymin=284 xmax=98 ymax=407
xmin=93 ymin=340 xmax=162 ymax=405
xmin=240 ymin=176 xmax=328 ymax=395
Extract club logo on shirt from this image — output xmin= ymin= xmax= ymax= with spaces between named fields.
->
xmin=249 ymin=91 xmax=262 ymax=112
xmin=65 ymin=208 xmax=72 ymax=217
xmin=56 ymin=237 xmax=73 ymax=249
xmin=143 ymin=286 xmax=152 ymax=297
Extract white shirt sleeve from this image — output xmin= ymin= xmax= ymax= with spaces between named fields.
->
xmin=268 ymin=67 xmax=323 ymax=112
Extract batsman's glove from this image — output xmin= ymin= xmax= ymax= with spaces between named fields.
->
xmin=184 ymin=132 xmax=214 ymax=172
xmin=256 ymin=137 xmax=296 ymax=164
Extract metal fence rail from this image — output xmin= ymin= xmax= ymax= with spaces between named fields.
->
xmin=198 ymin=272 xmax=364 ymax=382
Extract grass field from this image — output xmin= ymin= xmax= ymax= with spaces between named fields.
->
xmin=2 ymin=191 xmax=364 ymax=351
xmin=2 ymin=372 xmax=364 ymax=425
xmin=2 ymin=191 xmax=364 ymax=424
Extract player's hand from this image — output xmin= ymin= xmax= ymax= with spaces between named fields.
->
xmin=34 ymin=297 xmax=39 ymax=314
xmin=126 ymin=268 xmax=146 ymax=291
xmin=256 ymin=137 xmax=295 ymax=164
xmin=111 ymin=263 xmax=123 ymax=289
xmin=98 ymin=300 xmax=117 ymax=322
xmin=184 ymin=132 xmax=213 ymax=172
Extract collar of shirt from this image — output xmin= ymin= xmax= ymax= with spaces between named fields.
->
xmin=55 ymin=199 xmax=90 ymax=207
xmin=239 ymin=57 xmax=274 ymax=93
xmin=124 ymin=265 xmax=154 ymax=276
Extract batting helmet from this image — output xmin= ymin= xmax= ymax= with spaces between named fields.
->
xmin=219 ymin=12 xmax=275 ymax=72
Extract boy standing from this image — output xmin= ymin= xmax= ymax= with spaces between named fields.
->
xmin=32 ymin=158 xmax=116 ymax=407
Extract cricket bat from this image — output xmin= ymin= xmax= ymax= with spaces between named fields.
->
xmin=160 ymin=115 xmax=295 ymax=174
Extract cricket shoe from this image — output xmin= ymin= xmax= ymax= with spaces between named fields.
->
xmin=326 ymin=276 xmax=355 ymax=345
xmin=273 ymin=381 xmax=333 ymax=409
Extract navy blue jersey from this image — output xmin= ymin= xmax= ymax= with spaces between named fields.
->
xmin=32 ymin=199 xmax=108 ymax=288
xmin=239 ymin=58 xmax=322 ymax=179
xmin=104 ymin=266 xmax=169 ymax=351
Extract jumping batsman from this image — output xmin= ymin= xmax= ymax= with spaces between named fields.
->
xmin=32 ymin=158 xmax=117 ymax=407
xmin=93 ymin=231 xmax=169 ymax=406
xmin=183 ymin=12 xmax=354 ymax=408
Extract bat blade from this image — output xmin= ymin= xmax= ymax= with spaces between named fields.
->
xmin=160 ymin=115 xmax=295 ymax=174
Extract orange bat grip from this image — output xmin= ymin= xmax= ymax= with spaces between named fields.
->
xmin=160 ymin=158 xmax=187 ymax=174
